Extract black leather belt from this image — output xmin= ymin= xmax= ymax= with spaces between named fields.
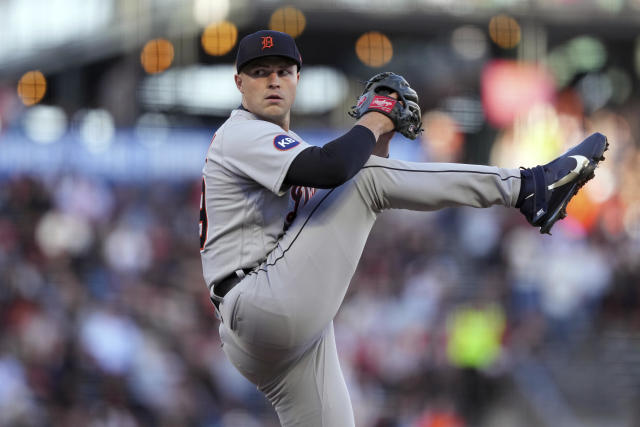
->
xmin=211 ymin=268 xmax=251 ymax=311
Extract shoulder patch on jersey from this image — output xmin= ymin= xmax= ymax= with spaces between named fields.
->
xmin=273 ymin=134 xmax=300 ymax=151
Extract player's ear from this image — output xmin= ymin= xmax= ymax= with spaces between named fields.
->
xmin=234 ymin=74 xmax=243 ymax=93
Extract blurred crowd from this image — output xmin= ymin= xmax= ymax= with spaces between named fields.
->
xmin=1 ymin=102 xmax=640 ymax=427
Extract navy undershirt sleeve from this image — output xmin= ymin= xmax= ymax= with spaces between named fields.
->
xmin=283 ymin=125 xmax=377 ymax=189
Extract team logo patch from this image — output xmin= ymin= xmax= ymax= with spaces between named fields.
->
xmin=274 ymin=134 xmax=300 ymax=151
xmin=261 ymin=36 xmax=274 ymax=50
xmin=370 ymin=95 xmax=396 ymax=113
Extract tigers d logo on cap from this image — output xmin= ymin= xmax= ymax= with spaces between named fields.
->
xmin=236 ymin=30 xmax=302 ymax=73
xmin=261 ymin=36 xmax=274 ymax=50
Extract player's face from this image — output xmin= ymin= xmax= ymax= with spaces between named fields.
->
xmin=235 ymin=57 xmax=299 ymax=130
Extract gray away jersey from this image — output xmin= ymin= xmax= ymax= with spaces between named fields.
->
xmin=200 ymin=109 xmax=311 ymax=288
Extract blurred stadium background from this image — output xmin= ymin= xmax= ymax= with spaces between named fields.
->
xmin=1 ymin=0 xmax=640 ymax=426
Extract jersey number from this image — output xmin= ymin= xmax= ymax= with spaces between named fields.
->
xmin=199 ymin=177 xmax=208 ymax=251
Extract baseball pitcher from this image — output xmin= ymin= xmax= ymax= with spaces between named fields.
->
xmin=199 ymin=30 xmax=607 ymax=426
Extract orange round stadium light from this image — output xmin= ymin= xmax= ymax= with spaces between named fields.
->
xmin=201 ymin=21 xmax=238 ymax=56
xmin=140 ymin=38 xmax=175 ymax=74
xmin=269 ymin=6 xmax=306 ymax=38
xmin=488 ymin=14 xmax=521 ymax=49
xmin=355 ymin=31 xmax=393 ymax=67
xmin=17 ymin=70 xmax=46 ymax=106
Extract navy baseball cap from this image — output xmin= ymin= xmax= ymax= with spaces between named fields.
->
xmin=235 ymin=30 xmax=302 ymax=73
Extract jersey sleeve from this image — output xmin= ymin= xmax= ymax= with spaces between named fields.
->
xmin=218 ymin=119 xmax=311 ymax=195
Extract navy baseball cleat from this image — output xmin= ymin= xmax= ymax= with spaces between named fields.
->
xmin=517 ymin=132 xmax=608 ymax=234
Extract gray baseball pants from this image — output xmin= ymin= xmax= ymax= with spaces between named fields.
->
xmin=218 ymin=156 xmax=522 ymax=426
